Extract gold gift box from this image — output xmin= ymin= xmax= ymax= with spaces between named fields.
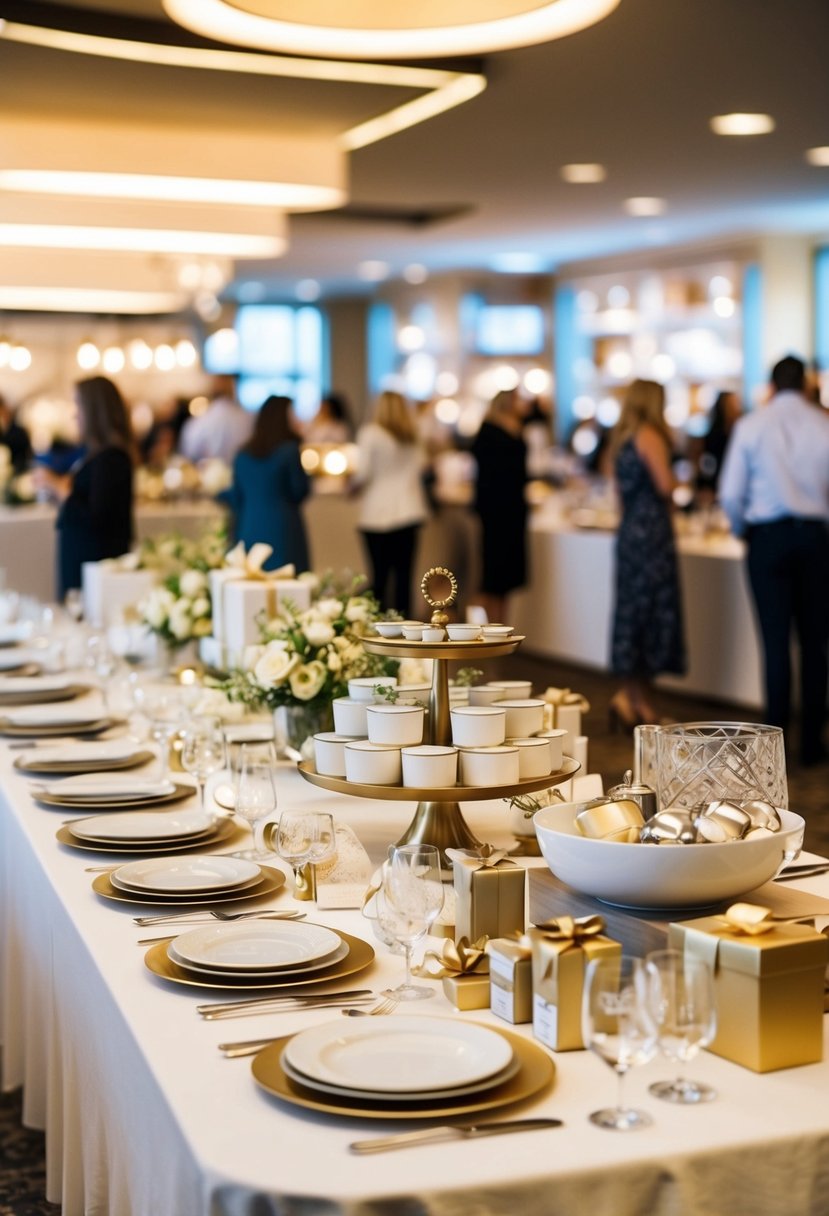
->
xmin=489 ymin=939 xmax=533 ymax=1024
xmin=442 ymin=972 xmax=491 ymax=1011
xmin=669 ymin=915 xmax=828 ymax=1072
xmin=530 ymin=928 xmax=621 ymax=1051
xmin=454 ymin=861 xmax=526 ymax=943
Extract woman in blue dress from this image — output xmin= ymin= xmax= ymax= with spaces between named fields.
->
xmin=609 ymin=379 xmax=685 ymax=729
xmin=224 ymin=396 xmax=310 ymax=571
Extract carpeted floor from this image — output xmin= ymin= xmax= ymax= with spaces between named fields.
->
xmin=2 ymin=653 xmax=827 ymax=1215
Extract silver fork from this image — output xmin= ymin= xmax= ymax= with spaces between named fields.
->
xmin=343 ymin=994 xmax=398 ymax=1017
xmin=132 ymin=909 xmax=304 ymax=927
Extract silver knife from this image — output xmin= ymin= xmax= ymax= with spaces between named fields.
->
xmin=349 ymin=1118 xmax=563 ymax=1154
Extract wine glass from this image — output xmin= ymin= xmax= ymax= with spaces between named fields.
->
xmin=275 ymin=810 xmax=336 ymax=893
xmin=64 ymin=588 xmax=84 ymax=623
xmin=645 ymin=950 xmax=717 ymax=1104
xmin=376 ymin=843 xmax=444 ymax=1002
xmin=234 ymin=745 xmax=279 ymax=860
xmin=180 ymin=715 xmax=226 ymax=820
xmin=582 ymin=955 xmax=658 ymax=1130
xmin=147 ymin=693 xmax=187 ymax=780
xmin=85 ymin=632 xmax=117 ymax=716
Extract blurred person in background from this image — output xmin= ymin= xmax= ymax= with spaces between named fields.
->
xmin=471 ymin=387 xmax=528 ymax=624
xmin=305 ymin=392 xmax=352 ymax=444
xmin=179 ymin=375 xmax=252 ymax=463
xmin=34 ymin=376 xmax=135 ymax=599
xmin=222 ymin=395 xmax=310 ymax=571
xmin=353 ymin=390 xmax=428 ymax=618
xmin=720 ymin=355 xmax=829 ymax=766
xmin=0 ymin=394 xmax=32 ymax=471
xmin=608 ymin=379 xmax=685 ymax=729
xmin=694 ymin=389 xmax=742 ymax=502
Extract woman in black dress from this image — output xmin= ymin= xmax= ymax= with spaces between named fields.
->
xmin=609 ymin=379 xmax=685 ymax=728
xmin=38 ymin=376 xmax=135 ymax=599
xmin=471 ymin=388 xmax=528 ymax=623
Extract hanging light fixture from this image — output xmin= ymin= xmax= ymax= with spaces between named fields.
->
xmin=77 ymin=340 xmax=101 ymax=371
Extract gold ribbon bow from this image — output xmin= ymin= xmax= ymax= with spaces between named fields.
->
xmin=445 ymin=844 xmax=511 ymax=871
xmin=412 ymin=936 xmax=490 ymax=979
xmin=543 ymin=687 xmax=591 ymax=714
xmin=225 ymin=542 xmax=296 ymax=580
xmin=718 ymin=902 xmax=776 ymax=936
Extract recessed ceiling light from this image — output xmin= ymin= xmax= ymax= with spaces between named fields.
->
xmin=806 ymin=146 xmax=829 ymax=166
xmin=490 ymin=252 xmax=547 ymax=273
xmin=710 ymin=113 xmax=775 ymax=136
xmin=296 ymin=279 xmax=321 ymax=301
xmin=560 ymin=163 xmax=606 ymax=184
xmin=624 ymin=197 xmax=666 ymax=217
xmin=403 ymin=263 xmax=428 ymax=285
xmin=357 ymin=260 xmax=390 ymax=282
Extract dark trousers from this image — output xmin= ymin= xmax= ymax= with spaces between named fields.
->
xmin=746 ymin=518 xmax=829 ymax=763
xmin=361 ymin=525 xmax=420 ymax=618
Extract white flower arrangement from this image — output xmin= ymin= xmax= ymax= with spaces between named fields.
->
xmin=138 ymin=527 xmax=226 ymax=647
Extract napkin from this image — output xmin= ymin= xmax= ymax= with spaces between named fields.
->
xmin=40 ymin=774 xmax=176 ymax=800
xmin=314 ymin=824 xmax=374 ymax=910
xmin=17 ymin=740 xmax=144 ymax=765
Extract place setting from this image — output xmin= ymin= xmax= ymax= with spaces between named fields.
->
xmin=0 ymin=674 xmax=92 ymax=707
xmin=55 ymin=805 xmax=243 ymax=855
xmin=13 ymin=738 xmax=156 ymax=775
xmin=92 ymin=852 xmax=288 ymax=909
xmin=0 ymin=702 xmax=123 ymax=738
xmin=32 ymin=770 xmax=195 ymax=811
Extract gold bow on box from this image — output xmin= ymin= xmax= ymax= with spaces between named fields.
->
xmin=542 ymin=687 xmax=590 ymax=732
xmin=446 ymin=845 xmax=511 ymax=871
xmin=525 ymin=914 xmax=620 ymax=1052
xmin=413 ymin=936 xmax=489 ymax=979
xmin=225 ymin=542 xmax=297 ymax=581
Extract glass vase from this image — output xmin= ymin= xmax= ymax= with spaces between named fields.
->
xmin=275 ymin=701 xmax=334 ymax=759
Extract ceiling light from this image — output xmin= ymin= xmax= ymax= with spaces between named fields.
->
xmin=710 ymin=113 xmax=775 ymax=136
xmin=607 ymin=285 xmax=630 ymax=308
xmin=524 ymin=368 xmax=552 ymax=396
xmin=596 ymin=396 xmax=621 ymax=427
xmin=102 ymin=346 xmax=126 ymax=375
xmin=163 ymin=0 xmax=621 ymax=60
xmin=494 ymin=365 xmax=520 ymax=392
xmin=435 ymin=371 xmax=459 ymax=396
xmin=128 ymin=340 xmax=154 ymax=371
xmin=0 ymin=340 xmax=11 ymax=369
xmin=358 ymin=261 xmax=390 ymax=282
xmin=561 ymin=163 xmax=606 ymax=184
xmin=9 ymin=345 xmax=32 ymax=372
xmin=624 ymin=197 xmax=666 ymax=217
xmin=77 ymin=341 xmax=101 ymax=371
xmin=435 ymin=398 xmax=461 ymax=425
xmin=713 ymin=296 xmax=736 ymax=318
xmin=237 ymin=281 xmax=268 ymax=303
xmin=296 ymin=279 xmax=321 ymax=302
xmin=490 ymin=252 xmax=548 ymax=274
xmin=0 ymin=288 xmax=188 ymax=313
xmin=0 ymin=220 xmax=285 ymax=258
xmin=709 ymin=275 xmax=733 ymax=297
xmin=403 ymin=264 xmax=429 ymax=285
xmin=154 ymin=345 xmax=177 ymax=372
xmin=175 ymin=339 xmax=198 ymax=369
xmin=572 ymin=395 xmax=596 ymax=420
xmin=398 ymin=325 xmax=426 ymax=353
xmin=806 ymin=147 xmax=829 ymax=166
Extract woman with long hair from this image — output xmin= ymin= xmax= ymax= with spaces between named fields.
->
xmin=37 ymin=376 xmax=135 ymax=599
xmin=608 ymin=378 xmax=685 ymax=728
xmin=354 ymin=390 xmax=428 ymax=617
xmin=224 ymin=395 xmax=310 ymax=570
xmin=471 ymin=387 xmax=528 ymax=624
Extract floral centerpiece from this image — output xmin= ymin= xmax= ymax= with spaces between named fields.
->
xmin=218 ymin=574 xmax=398 ymax=752
xmin=138 ymin=528 xmax=226 ymax=656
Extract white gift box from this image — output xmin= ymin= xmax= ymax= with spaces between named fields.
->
xmin=81 ymin=562 xmax=156 ymax=629
xmin=208 ymin=568 xmax=244 ymax=643
xmin=221 ymin=579 xmax=313 ymax=652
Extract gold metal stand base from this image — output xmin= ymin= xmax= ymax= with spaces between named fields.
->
xmin=394 ymin=800 xmax=483 ymax=871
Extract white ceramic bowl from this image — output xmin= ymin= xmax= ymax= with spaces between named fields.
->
xmin=421 ymin=627 xmax=446 ymax=642
xmin=507 ymin=736 xmax=553 ymax=779
xmin=459 ymin=745 xmax=520 ymax=787
xmin=374 ymin=621 xmax=403 ymax=638
xmin=344 ymin=740 xmax=402 ymax=785
xmin=401 ymin=744 xmax=458 ymax=788
xmin=348 ymin=676 xmax=397 ymax=702
xmin=468 ymin=686 xmax=507 ymax=707
xmin=494 ymin=698 xmax=545 ymax=737
xmin=313 ymin=732 xmax=361 ymax=777
xmin=332 ymin=697 xmax=368 ymax=736
xmin=446 ymin=624 xmax=482 ymax=641
xmin=534 ymin=727 xmax=567 ymax=769
xmin=481 ymin=624 xmax=514 ymax=639
xmin=533 ymin=803 xmax=805 ymax=910
xmin=365 ymin=703 xmax=425 ymax=746
xmin=401 ymin=623 xmax=425 ymax=641
xmin=450 ymin=705 xmax=506 ymax=747
xmin=487 ymin=679 xmax=532 ymax=700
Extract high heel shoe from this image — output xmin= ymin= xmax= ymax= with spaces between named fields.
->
xmin=607 ymin=693 xmax=641 ymax=734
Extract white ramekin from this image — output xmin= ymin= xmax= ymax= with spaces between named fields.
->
xmin=313 ymin=732 xmax=362 ymax=777
xmin=421 ymin=627 xmax=446 ymax=642
xmin=401 ymin=623 xmax=425 ymax=641
xmin=468 ymin=685 xmax=506 ymax=706
xmin=535 ymin=727 xmax=567 ymax=769
xmin=459 ymin=745 xmax=520 ymax=787
xmin=481 ymin=624 xmax=514 ymax=639
xmin=401 ymin=744 xmax=458 ymax=788
xmin=332 ymin=697 xmax=369 ymax=736
xmin=450 ymin=705 xmax=506 ymax=747
xmin=493 ymin=698 xmax=545 ymax=737
xmin=344 ymin=740 xmax=402 ymax=785
xmin=365 ymin=703 xmax=425 ymax=746
xmin=446 ymin=624 xmax=482 ymax=641
xmin=347 ymin=676 xmax=397 ymax=702
xmin=506 ymin=736 xmax=554 ymax=779
xmin=374 ymin=621 xmax=403 ymax=638
xmin=488 ymin=679 xmax=533 ymax=700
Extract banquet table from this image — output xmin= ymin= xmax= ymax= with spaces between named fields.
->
xmin=2 ymin=697 xmax=829 ymax=1216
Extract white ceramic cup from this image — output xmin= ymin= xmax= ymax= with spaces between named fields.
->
xmin=401 ymin=744 xmax=458 ymax=788
xmin=365 ymin=703 xmax=425 ymax=746
xmin=507 ymin=736 xmax=554 ymax=779
xmin=459 ymin=745 xmax=520 ymax=787
xmin=374 ymin=621 xmax=403 ymax=638
xmin=450 ymin=705 xmax=506 ymax=747
xmin=494 ymin=698 xmax=545 ymax=737
xmin=421 ymin=627 xmax=446 ymax=642
xmin=468 ymin=685 xmax=506 ymax=706
xmin=313 ymin=732 xmax=361 ymax=777
xmin=348 ymin=676 xmax=397 ymax=702
xmin=446 ymin=624 xmax=482 ymax=641
xmin=535 ymin=727 xmax=567 ymax=770
xmin=332 ymin=697 xmax=369 ymax=736
xmin=488 ymin=679 xmax=533 ymax=700
xmin=344 ymin=740 xmax=402 ymax=785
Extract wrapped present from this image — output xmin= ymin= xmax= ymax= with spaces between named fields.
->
xmin=526 ymin=915 xmax=621 ymax=1051
xmin=542 ymin=687 xmax=590 ymax=742
xmin=669 ymin=902 xmax=828 ymax=1072
xmin=81 ymin=560 xmax=155 ymax=629
xmin=489 ymin=937 xmax=533 ymax=1024
xmin=413 ymin=936 xmax=490 ymax=1011
xmin=448 ymin=846 xmax=526 ymax=943
xmin=208 ymin=567 xmax=245 ymax=643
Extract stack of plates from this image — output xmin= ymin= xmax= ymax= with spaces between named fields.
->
xmin=56 ymin=807 xmax=238 ymax=854
xmin=144 ymin=919 xmax=374 ymax=990
xmin=0 ymin=622 xmax=34 ymax=646
xmin=94 ymin=855 xmax=286 ymax=907
xmin=34 ymin=773 xmax=192 ymax=810
xmin=253 ymin=1017 xmax=556 ymax=1119
xmin=15 ymin=739 xmax=155 ymax=775
xmin=0 ymin=704 xmax=118 ymax=736
xmin=0 ymin=647 xmax=43 ymax=674
xmin=0 ymin=675 xmax=89 ymax=706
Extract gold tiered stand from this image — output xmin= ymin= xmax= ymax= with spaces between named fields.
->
xmin=297 ymin=567 xmax=580 ymax=864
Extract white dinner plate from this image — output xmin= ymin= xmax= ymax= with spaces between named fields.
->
xmin=38 ymin=774 xmax=177 ymax=801
xmin=15 ymin=740 xmax=148 ymax=766
xmin=1 ymin=705 xmax=106 ymax=727
xmin=110 ymin=855 xmax=261 ymax=895
xmin=0 ymin=676 xmax=74 ymax=694
xmin=283 ymin=1017 xmax=514 ymax=1094
xmin=169 ymin=920 xmax=343 ymax=972
xmin=68 ymin=808 xmax=215 ymax=843
xmin=168 ymin=936 xmax=349 ymax=979
xmin=281 ymin=1051 xmax=522 ymax=1103
xmin=0 ymin=623 xmax=33 ymax=645
xmin=0 ymin=648 xmax=43 ymax=670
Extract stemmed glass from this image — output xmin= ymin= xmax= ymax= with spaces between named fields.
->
xmin=180 ymin=715 xmax=226 ymax=821
xmin=234 ymin=744 xmax=279 ymax=860
xmin=582 ymin=955 xmax=658 ymax=1130
xmin=86 ymin=632 xmax=116 ymax=716
xmin=148 ymin=694 xmax=188 ymax=781
xmin=645 ymin=950 xmax=717 ymax=1104
xmin=64 ymin=589 xmax=84 ymax=623
xmin=376 ymin=843 xmax=444 ymax=1002
xmin=275 ymin=810 xmax=336 ymax=893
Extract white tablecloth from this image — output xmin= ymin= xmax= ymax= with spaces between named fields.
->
xmin=2 ymin=704 xmax=829 ymax=1215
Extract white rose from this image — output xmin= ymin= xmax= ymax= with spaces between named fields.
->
xmin=168 ymin=601 xmax=193 ymax=640
xmin=142 ymin=587 xmax=174 ymax=629
xmin=316 ymin=597 xmax=343 ymax=620
xmin=345 ymin=596 xmax=372 ymax=622
xmin=242 ymin=644 xmax=266 ymax=671
xmin=180 ymin=569 xmax=207 ymax=598
xmin=304 ymin=616 xmax=335 ymax=646
xmin=254 ymin=642 xmax=299 ymax=688
xmin=289 ymin=660 xmax=327 ymax=701
xmin=326 ymin=650 xmax=342 ymax=673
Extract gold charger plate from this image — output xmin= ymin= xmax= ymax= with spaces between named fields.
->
xmin=0 ymin=715 xmax=122 ymax=737
xmin=55 ymin=816 xmax=241 ymax=854
xmin=252 ymin=1024 xmax=554 ymax=1120
xmin=93 ymin=863 xmax=286 ymax=906
xmin=0 ymin=683 xmax=91 ymax=707
xmin=144 ymin=928 xmax=374 ymax=990
xmin=14 ymin=749 xmax=156 ymax=775
xmin=35 ymin=782 xmax=194 ymax=811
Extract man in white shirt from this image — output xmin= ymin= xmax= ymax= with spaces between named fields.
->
xmin=720 ymin=355 xmax=829 ymax=766
xmin=179 ymin=376 xmax=253 ymax=463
